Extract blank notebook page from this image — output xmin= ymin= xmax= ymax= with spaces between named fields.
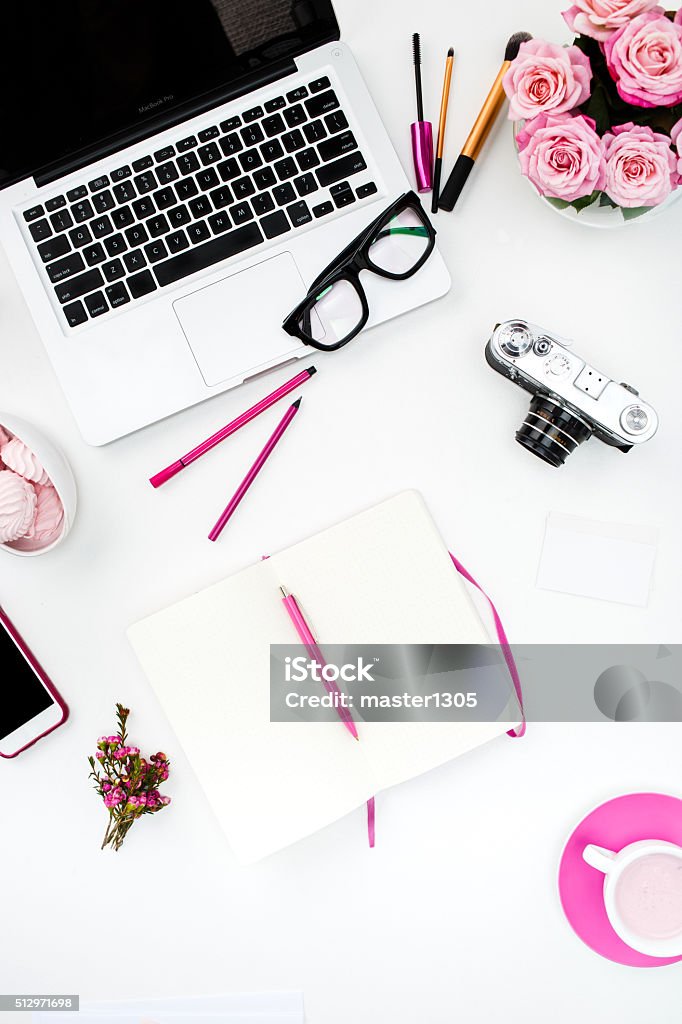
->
xmin=128 ymin=491 xmax=519 ymax=862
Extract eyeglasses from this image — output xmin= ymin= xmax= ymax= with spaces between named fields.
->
xmin=281 ymin=192 xmax=436 ymax=351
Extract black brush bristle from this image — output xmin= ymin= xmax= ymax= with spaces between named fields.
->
xmin=412 ymin=32 xmax=424 ymax=121
xmin=505 ymin=31 xmax=533 ymax=62
xmin=413 ymin=32 xmax=421 ymax=65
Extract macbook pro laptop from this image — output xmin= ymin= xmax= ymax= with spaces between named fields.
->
xmin=0 ymin=2 xmax=450 ymax=445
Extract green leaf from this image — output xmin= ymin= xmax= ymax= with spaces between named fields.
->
xmin=572 ymin=190 xmax=601 ymax=213
xmin=545 ymin=197 xmax=572 ymax=210
xmin=599 ymin=192 xmax=617 ymax=208
xmin=621 ymin=206 xmax=652 ymax=221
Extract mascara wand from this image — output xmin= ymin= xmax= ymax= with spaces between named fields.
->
xmin=410 ymin=32 xmax=433 ymax=193
xmin=439 ymin=31 xmax=532 ymax=211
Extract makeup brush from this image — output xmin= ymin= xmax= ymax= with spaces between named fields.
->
xmin=432 ymin=47 xmax=455 ymax=214
xmin=438 ymin=31 xmax=532 ymax=212
xmin=410 ymin=32 xmax=433 ymax=193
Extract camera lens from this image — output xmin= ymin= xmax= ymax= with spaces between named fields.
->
xmin=516 ymin=396 xmax=593 ymax=467
xmin=499 ymin=322 xmax=533 ymax=357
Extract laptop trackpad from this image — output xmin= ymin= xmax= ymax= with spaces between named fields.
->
xmin=173 ymin=253 xmax=306 ymax=387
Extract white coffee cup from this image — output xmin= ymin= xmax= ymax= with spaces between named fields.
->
xmin=583 ymin=839 xmax=682 ymax=957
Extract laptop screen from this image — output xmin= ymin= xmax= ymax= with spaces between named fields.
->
xmin=0 ymin=0 xmax=338 ymax=187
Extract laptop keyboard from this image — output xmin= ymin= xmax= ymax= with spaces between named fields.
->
xmin=20 ymin=77 xmax=378 ymax=330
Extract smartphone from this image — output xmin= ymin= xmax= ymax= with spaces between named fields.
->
xmin=0 ymin=605 xmax=68 ymax=758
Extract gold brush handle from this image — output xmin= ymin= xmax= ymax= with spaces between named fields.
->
xmin=461 ymin=61 xmax=510 ymax=161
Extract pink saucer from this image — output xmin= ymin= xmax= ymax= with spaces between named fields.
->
xmin=559 ymin=792 xmax=682 ymax=968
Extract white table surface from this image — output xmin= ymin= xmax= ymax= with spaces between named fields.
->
xmin=2 ymin=0 xmax=682 ymax=1020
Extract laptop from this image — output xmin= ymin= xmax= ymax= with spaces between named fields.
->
xmin=0 ymin=2 xmax=450 ymax=445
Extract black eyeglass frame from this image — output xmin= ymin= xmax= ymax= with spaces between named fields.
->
xmin=281 ymin=191 xmax=437 ymax=352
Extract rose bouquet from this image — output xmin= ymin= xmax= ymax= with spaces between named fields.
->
xmin=504 ymin=3 xmax=682 ymax=219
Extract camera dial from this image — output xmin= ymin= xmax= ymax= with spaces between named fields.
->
xmin=499 ymin=321 xmax=533 ymax=357
xmin=621 ymin=405 xmax=649 ymax=435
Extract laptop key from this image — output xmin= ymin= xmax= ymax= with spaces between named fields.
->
xmin=317 ymin=152 xmax=367 ymax=188
xmin=284 ymin=104 xmax=306 ymax=128
xmin=153 ymin=222 xmax=264 ymax=287
xmin=198 ymin=126 xmax=219 ymax=142
xmin=264 ymin=96 xmax=285 ymax=112
xmin=132 ymin=197 xmax=155 ymax=219
xmin=103 ymin=258 xmax=125 ymax=282
xmin=156 ymin=162 xmax=179 ymax=185
xmin=319 ymin=131 xmax=357 ymax=161
xmin=105 ymin=282 xmax=130 ymax=308
xmin=114 ymin=181 xmax=136 ymax=204
xmin=69 ymin=225 xmax=93 ymax=248
xmin=176 ymin=135 xmax=197 ymax=151
xmin=208 ymin=211 xmax=231 ymax=235
xmin=54 ymin=267 xmax=104 ymax=304
xmin=282 ymin=130 xmax=304 ymax=153
xmin=242 ymin=105 xmax=263 ymax=123
xmin=50 ymin=209 xmax=74 ymax=233
xmin=232 ymin=177 xmax=255 ymax=200
xmin=260 ymin=210 xmax=289 ymax=239
xmin=29 ymin=218 xmax=52 ymax=242
xmin=229 ymin=202 xmax=253 ymax=224
xmin=274 ymin=157 xmax=297 ymax=180
xmin=154 ymin=146 xmax=175 ymax=163
xmin=144 ymin=239 xmax=168 ymax=263
xmin=309 ymin=76 xmax=330 ymax=93
xmin=261 ymin=139 xmax=284 ymax=163
xmin=198 ymin=142 xmax=221 ymax=166
xmin=175 ymin=179 xmax=199 ymax=201
xmin=67 ymin=185 xmax=88 ymax=202
xmin=37 ymin=234 xmax=71 ymax=263
xmin=273 ymin=183 xmax=296 ymax=206
xmin=166 ymin=230 xmax=189 ymax=254
xmin=134 ymin=172 xmax=157 ymax=194
xmin=83 ymin=243 xmax=106 ymax=266
xmin=93 ymin=190 xmax=115 ymax=213
xmin=209 ymin=186 xmax=233 ymax=209
xmin=356 ymin=181 xmax=378 ymax=199
xmin=72 ymin=200 xmax=94 ymax=223
xmin=252 ymin=193 xmax=275 ymax=216
xmin=296 ymin=148 xmax=320 ymax=171
xmin=104 ymin=233 xmax=127 ymax=257
xmin=46 ymin=252 xmax=85 ymax=284
xmin=63 ymin=300 xmax=87 ymax=327
xmin=287 ymin=201 xmax=312 ymax=227
xmin=85 ymin=291 xmax=108 ymax=317
xmin=111 ymin=165 xmax=132 ymax=181
xmin=189 ymin=196 xmax=212 ymax=219
xmin=128 ymin=270 xmax=156 ymax=299
xmin=45 ymin=195 xmax=66 ymax=212
xmin=132 ymin=155 xmax=153 ymax=172
xmin=91 ymin=215 xmax=113 ymax=238
xmin=325 ymin=110 xmax=349 ymax=134
xmin=332 ymin=185 xmax=356 ymax=208
xmin=187 ymin=221 xmax=211 ymax=244
xmin=287 ymin=86 xmax=308 ymax=103
xmin=124 ymin=250 xmax=147 ymax=273
xmin=241 ymin=124 xmax=264 ymax=148
xmin=294 ymin=173 xmax=318 ymax=197
xmin=168 ymin=205 xmax=191 ymax=227
xmin=126 ymin=224 xmax=149 ymax=247
xmin=197 ymin=168 xmax=219 ymax=191
xmin=303 ymin=119 xmax=327 ymax=144
xmin=147 ymin=214 xmax=170 ymax=238
xmin=177 ymin=152 xmax=200 ymax=175
xmin=312 ymin=200 xmax=334 ymax=218
xmin=263 ymin=114 xmax=285 ymax=138
xmin=219 ymin=116 xmax=241 ymax=132
xmin=112 ymin=205 xmax=134 ymax=229
xmin=254 ymin=167 xmax=276 ymax=190
xmin=23 ymin=205 xmax=44 ymax=222
xmin=88 ymin=175 xmax=109 ymax=192
xmin=239 ymin=151 xmax=262 ymax=174
xmin=306 ymin=90 xmax=339 ymax=117
xmin=218 ymin=158 xmax=240 ymax=181
xmin=220 ymin=133 xmax=242 ymax=156
xmin=154 ymin=186 xmax=176 ymax=210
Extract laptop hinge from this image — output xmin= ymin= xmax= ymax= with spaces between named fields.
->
xmin=34 ymin=58 xmax=298 ymax=189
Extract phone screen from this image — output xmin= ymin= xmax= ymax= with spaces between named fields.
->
xmin=0 ymin=623 xmax=55 ymax=741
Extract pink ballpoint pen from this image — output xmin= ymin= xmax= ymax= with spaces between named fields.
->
xmin=279 ymin=586 xmax=359 ymax=741
xmin=208 ymin=398 xmax=301 ymax=542
xmin=150 ymin=366 xmax=316 ymax=488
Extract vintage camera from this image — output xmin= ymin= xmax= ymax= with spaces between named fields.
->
xmin=485 ymin=320 xmax=658 ymax=467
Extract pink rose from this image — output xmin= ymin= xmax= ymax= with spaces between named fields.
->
xmin=562 ymin=0 xmax=660 ymax=42
xmin=503 ymin=39 xmax=592 ymax=121
xmin=672 ymin=117 xmax=682 ymax=176
xmin=604 ymin=11 xmax=682 ymax=107
xmin=516 ymin=113 xmax=607 ymax=202
xmin=603 ymin=123 xmax=679 ymax=206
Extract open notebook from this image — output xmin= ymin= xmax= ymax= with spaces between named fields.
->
xmin=128 ymin=491 xmax=521 ymax=862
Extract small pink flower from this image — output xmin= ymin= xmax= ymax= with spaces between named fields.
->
xmin=127 ymin=746 xmax=140 ymax=757
xmin=95 ymin=751 xmax=105 ymax=761
xmin=562 ymin=0 xmax=659 ymax=41
xmin=517 ymin=112 xmax=607 ymax=202
xmin=160 ymin=796 xmax=171 ymax=806
xmin=604 ymin=11 xmax=682 ymax=107
xmin=104 ymin=787 xmax=126 ymax=809
xmin=504 ymin=39 xmax=592 ymax=121
xmin=603 ymin=122 xmax=679 ymax=206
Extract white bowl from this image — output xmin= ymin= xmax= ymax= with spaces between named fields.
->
xmin=0 ymin=412 xmax=77 ymax=557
